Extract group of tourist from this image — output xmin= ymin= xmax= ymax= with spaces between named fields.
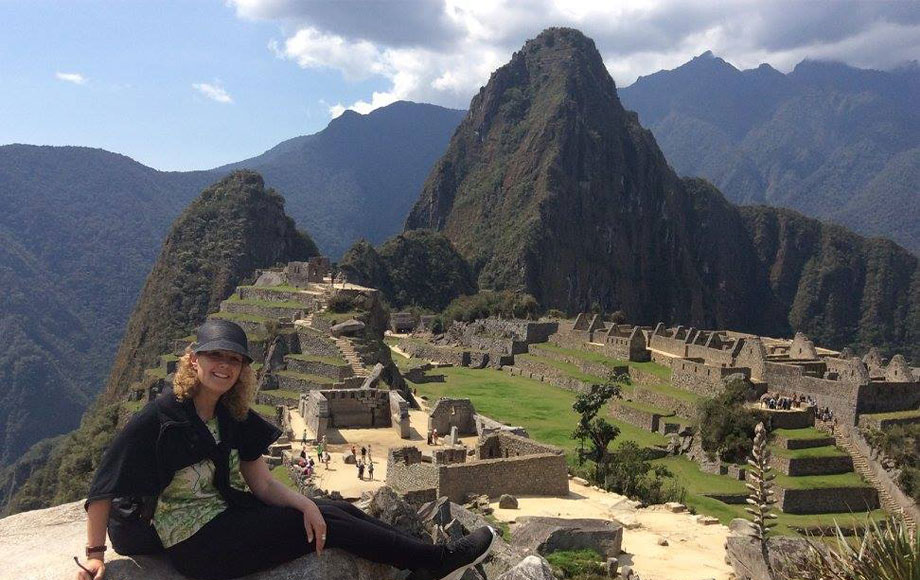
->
xmin=760 ymin=392 xmax=817 ymax=411
xmin=427 ymin=428 xmax=439 ymax=445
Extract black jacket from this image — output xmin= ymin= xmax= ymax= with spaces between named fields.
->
xmin=86 ymin=388 xmax=281 ymax=508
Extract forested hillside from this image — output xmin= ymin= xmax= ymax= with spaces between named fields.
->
xmin=618 ymin=53 xmax=920 ymax=253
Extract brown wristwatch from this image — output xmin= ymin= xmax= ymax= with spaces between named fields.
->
xmin=86 ymin=545 xmax=107 ymax=558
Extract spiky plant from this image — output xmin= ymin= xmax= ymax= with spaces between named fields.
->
xmin=794 ymin=517 xmax=919 ymax=580
xmin=746 ymin=421 xmax=777 ymax=578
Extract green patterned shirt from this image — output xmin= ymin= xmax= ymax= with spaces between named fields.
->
xmin=153 ymin=418 xmax=249 ymax=547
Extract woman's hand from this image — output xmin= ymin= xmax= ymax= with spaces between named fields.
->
xmin=301 ymin=498 xmax=327 ymax=554
xmin=75 ymin=558 xmax=105 ymax=580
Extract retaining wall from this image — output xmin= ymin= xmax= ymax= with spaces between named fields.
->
xmin=609 ymin=403 xmax=661 ymax=432
xmin=778 ymin=487 xmax=879 ymax=514
xmin=503 ymin=365 xmax=595 ymax=395
xmin=771 ymin=454 xmax=854 ymax=476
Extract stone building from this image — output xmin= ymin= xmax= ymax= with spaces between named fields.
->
xmin=299 ymin=388 xmax=410 ymax=441
xmin=386 ymin=431 xmax=568 ymax=503
xmin=427 ymin=398 xmax=477 ymax=436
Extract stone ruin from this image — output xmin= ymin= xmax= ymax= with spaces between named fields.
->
xmin=553 ymin=314 xmax=651 ymax=362
xmin=298 ymin=388 xmax=410 ymax=442
xmin=385 ymin=431 xmax=568 ymax=504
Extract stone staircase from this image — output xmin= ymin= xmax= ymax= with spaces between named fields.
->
xmin=334 ymin=336 xmax=369 ymax=379
xmin=832 ymin=425 xmax=917 ymax=531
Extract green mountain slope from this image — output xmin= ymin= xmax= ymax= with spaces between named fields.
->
xmin=618 ymin=54 xmax=920 ymax=253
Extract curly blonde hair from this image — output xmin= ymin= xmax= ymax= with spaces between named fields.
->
xmin=173 ymin=347 xmax=257 ymax=421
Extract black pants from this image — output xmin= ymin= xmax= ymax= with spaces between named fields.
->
xmin=166 ymin=498 xmax=443 ymax=580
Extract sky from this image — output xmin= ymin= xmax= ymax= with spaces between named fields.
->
xmin=1 ymin=0 xmax=918 ymax=171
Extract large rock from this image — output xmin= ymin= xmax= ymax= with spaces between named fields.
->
xmin=0 ymin=500 xmax=399 ymax=580
xmin=361 ymin=362 xmax=385 ymax=389
xmin=418 ymin=499 xmax=528 ymax=579
xmin=725 ymin=518 xmax=813 ymax=580
xmin=357 ymin=486 xmax=429 ymax=541
xmin=511 ymin=517 xmax=623 ymax=558
xmin=495 ymin=555 xmax=555 ymax=580
xmin=330 ymin=319 xmax=365 ymax=337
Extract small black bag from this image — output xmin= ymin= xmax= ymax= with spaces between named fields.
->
xmin=108 ymin=495 xmax=164 ymax=555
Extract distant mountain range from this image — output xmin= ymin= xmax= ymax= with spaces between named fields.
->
xmin=618 ymin=51 xmax=920 ymax=254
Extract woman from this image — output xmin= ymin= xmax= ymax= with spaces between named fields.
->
xmin=75 ymin=319 xmax=495 ymax=580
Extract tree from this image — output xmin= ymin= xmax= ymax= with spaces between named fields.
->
xmin=572 ymin=383 xmax=621 ymax=481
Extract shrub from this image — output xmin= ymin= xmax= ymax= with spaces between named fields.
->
xmin=545 ymin=549 xmax=607 ymax=579
xmin=326 ymin=291 xmax=355 ymax=313
xmin=697 ymin=378 xmax=764 ymax=463
xmin=441 ymin=290 xmax=539 ymax=323
xmin=796 ymin=517 xmax=919 ymax=580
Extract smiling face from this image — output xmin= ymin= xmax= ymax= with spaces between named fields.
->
xmin=190 ymin=349 xmax=245 ymax=399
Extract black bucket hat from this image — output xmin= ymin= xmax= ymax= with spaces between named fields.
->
xmin=193 ymin=319 xmax=253 ymax=363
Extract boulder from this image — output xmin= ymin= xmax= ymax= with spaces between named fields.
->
xmin=725 ymin=518 xmax=812 ymax=580
xmin=495 ymin=555 xmax=555 ymax=580
xmin=255 ymin=271 xmax=287 ymax=287
xmin=344 ymin=453 xmax=357 ymax=464
xmin=357 ymin=486 xmax=429 ymax=541
xmin=331 ymin=319 xmax=365 ymax=337
xmin=0 ymin=500 xmax=399 ymax=580
xmin=431 ymin=501 xmax=528 ymax=579
xmin=498 ymin=494 xmax=519 ymax=509
xmin=511 ymin=517 xmax=623 ymax=559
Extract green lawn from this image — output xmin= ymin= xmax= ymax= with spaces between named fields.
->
xmin=771 ymin=445 xmax=849 ymax=459
xmin=635 ymin=381 xmax=702 ymax=404
xmin=530 ymin=343 xmax=672 ymax=380
xmin=252 ymin=403 xmax=277 ymax=417
xmin=773 ymin=427 xmax=831 ymax=440
xmin=144 ymin=367 xmax=167 ymax=379
xmin=774 ymin=471 xmax=870 ymax=490
xmin=409 ymin=365 xmax=668 ymax=454
xmin=259 ymin=387 xmax=307 ymax=401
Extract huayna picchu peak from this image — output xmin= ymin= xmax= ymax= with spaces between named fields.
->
xmin=406 ymin=27 xmax=920 ymax=359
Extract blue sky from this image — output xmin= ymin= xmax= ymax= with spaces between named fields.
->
xmin=2 ymin=1 xmax=918 ymax=171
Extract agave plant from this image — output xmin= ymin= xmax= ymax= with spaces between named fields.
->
xmin=792 ymin=517 xmax=919 ymax=580
xmin=746 ymin=422 xmax=778 ymax=578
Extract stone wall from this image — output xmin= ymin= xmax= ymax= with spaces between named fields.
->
xmin=609 ymin=403 xmax=661 ymax=432
xmin=285 ymin=357 xmax=351 ymax=380
xmin=671 ymin=359 xmax=750 ymax=397
xmin=300 ymin=391 xmax=329 ymax=440
xmin=297 ymin=327 xmax=342 ymax=358
xmin=385 ymin=447 xmax=439 ymax=494
xmin=773 ymin=434 xmax=836 ymax=450
xmin=324 ymin=389 xmax=393 ymax=429
xmin=399 ymin=340 xmax=469 ymax=366
xmin=762 ymin=362 xmax=858 ymax=425
xmin=762 ymin=408 xmax=815 ymax=430
xmin=628 ymin=386 xmax=696 ymax=418
xmin=777 ymin=487 xmax=879 ymax=514
xmin=436 ymin=453 xmax=569 ymax=503
xmin=428 ymin=398 xmax=478 ymax=435
xmin=475 ymin=431 xmax=563 ymax=460
xmin=770 ymin=454 xmax=853 ymax=476
xmin=389 ymin=391 xmax=411 ymax=439
xmin=855 ymin=381 xmax=920 ymax=415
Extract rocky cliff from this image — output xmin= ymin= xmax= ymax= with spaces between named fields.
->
xmin=405 ymin=27 xmax=920 ymax=359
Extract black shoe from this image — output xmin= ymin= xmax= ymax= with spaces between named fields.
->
xmin=424 ymin=526 xmax=498 ymax=580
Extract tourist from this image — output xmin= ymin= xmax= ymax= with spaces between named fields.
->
xmin=357 ymin=459 xmax=365 ymax=480
xmin=361 ymin=446 xmax=367 ymax=461
xmin=367 ymin=444 xmax=372 ymax=461
xmin=351 ymin=445 xmax=357 ymax=458
xmin=427 ymin=429 xmax=433 ymax=445
xmin=323 ymin=451 xmax=331 ymax=467
xmin=368 ymin=461 xmax=375 ymax=481
xmin=433 ymin=428 xmax=439 ymax=445
xmin=75 ymin=319 xmax=496 ymax=580
xmin=301 ymin=429 xmax=307 ymax=445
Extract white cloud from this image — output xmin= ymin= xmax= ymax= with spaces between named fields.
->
xmin=192 ymin=82 xmax=233 ymax=104
xmin=231 ymin=0 xmax=920 ymax=116
xmin=55 ymin=72 xmax=87 ymax=85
